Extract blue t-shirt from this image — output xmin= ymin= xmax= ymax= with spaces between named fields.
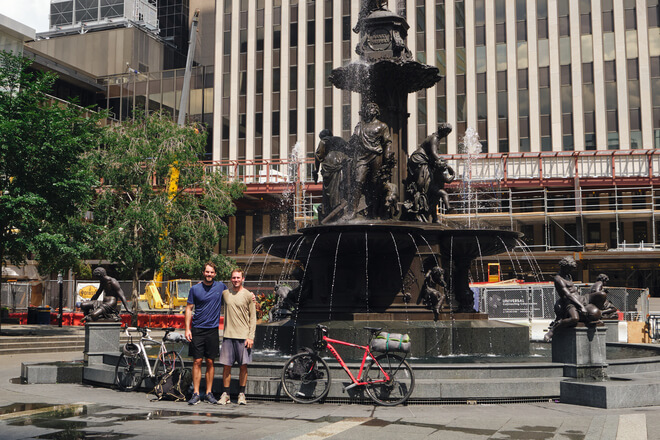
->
xmin=187 ymin=281 xmax=227 ymax=329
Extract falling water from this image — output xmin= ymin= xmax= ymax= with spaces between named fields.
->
xmin=364 ymin=232 xmax=370 ymax=314
xmin=417 ymin=234 xmax=446 ymax=353
xmin=475 ymin=237 xmax=486 ymax=283
xmin=328 ymin=233 xmax=342 ymax=321
xmin=244 ymin=244 xmax=264 ymax=276
xmin=498 ymin=236 xmax=524 ymax=279
xmin=389 ymin=231 xmax=408 ymax=323
xmin=460 ymin=127 xmax=483 ymax=227
xmin=448 ymin=235 xmax=455 ymax=354
xmin=515 ymin=239 xmax=544 ymax=283
xmin=289 ymin=233 xmax=320 ymax=353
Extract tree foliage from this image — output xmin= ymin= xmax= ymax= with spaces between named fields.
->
xmin=0 ymin=51 xmax=103 ymax=276
xmin=94 ymin=111 xmax=243 ymax=308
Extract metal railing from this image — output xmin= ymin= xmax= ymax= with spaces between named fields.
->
xmin=199 ymin=149 xmax=660 ymax=187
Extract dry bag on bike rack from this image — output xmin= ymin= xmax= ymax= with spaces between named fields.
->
xmin=149 ymin=368 xmax=192 ymax=401
xmin=370 ymin=332 xmax=411 ymax=353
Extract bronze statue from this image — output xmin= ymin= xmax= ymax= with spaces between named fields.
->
xmin=403 ymin=124 xmax=455 ymax=222
xmin=417 ymin=257 xmax=448 ymax=321
xmin=353 ymin=0 xmax=388 ymax=34
xmin=543 ymin=257 xmax=602 ymax=342
xmin=589 ymin=273 xmax=618 ymax=319
xmin=81 ymin=267 xmax=132 ymax=323
xmin=314 ymin=129 xmax=352 ymax=223
xmin=348 ymin=103 xmax=393 ymax=219
xmin=269 ymin=266 xmax=310 ymax=321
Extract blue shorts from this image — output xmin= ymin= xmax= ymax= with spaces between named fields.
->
xmin=219 ymin=338 xmax=252 ymax=366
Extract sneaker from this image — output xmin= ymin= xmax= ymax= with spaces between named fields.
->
xmin=188 ymin=393 xmax=201 ymax=405
xmin=238 ymin=393 xmax=247 ymax=405
xmin=205 ymin=393 xmax=218 ymax=404
xmin=219 ymin=392 xmax=230 ymax=405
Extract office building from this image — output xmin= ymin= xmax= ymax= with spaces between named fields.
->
xmin=210 ymin=1 xmax=660 ymax=294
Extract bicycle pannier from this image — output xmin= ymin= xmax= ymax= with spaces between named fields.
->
xmin=149 ymin=368 xmax=192 ymax=401
xmin=285 ymin=348 xmax=324 ymax=380
xmin=370 ymin=332 xmax=411 ymax=353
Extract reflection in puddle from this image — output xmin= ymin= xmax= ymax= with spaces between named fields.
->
xmin=0 ymin=402 xmax=53 ymax=415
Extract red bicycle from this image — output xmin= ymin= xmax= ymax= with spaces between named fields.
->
xmin=281 ymin=324 xmax=415 ymax=406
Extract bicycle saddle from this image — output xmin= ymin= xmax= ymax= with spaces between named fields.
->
xmin=363 ymin=327 xmax=382 ymax=333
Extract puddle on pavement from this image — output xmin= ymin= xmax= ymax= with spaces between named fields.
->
xmin=362 ymin=419 xmax=390 ymax=427
xmin=36 ymin=432 xmax=135 ymax=440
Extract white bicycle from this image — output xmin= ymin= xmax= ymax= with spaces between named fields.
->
xmin=115 ymin=326 xmax=187 ymax=391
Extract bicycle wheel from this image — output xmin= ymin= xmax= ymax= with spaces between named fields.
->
xmin=364 ymin=353 xmax=415 ymax=406
xmin=115 ymin=353 xmax=145 ymax=391
xmin=281 ymin=352 xmax=331 ymax=403
xmin=154 ymin=351 xmax=184 ymax=376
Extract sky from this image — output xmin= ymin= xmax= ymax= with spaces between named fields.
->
xmin=2 ymin=0 xmax=50 ymax=32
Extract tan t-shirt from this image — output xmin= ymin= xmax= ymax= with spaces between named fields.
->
xmin=222 ymin=287 xmax=256 ymax=340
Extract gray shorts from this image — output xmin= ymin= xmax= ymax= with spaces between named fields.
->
xmin=219 ymin=338 xmax=252 ymax=366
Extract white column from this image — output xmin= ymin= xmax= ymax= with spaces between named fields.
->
xmin=407 ymin=0 xmax=418 ymax=153
xmin=212 ymin=0 xmax=224 ymax=160
xmin=527 ymin=0 xmax=540 ymax=152
xmin=446 ymin=0 xmax=457 ymax=152
xmin=637 ymin=0 xmax=653 ymax=148
xmin=465 ymin=0 xmax=477 ymax=128
xmin=315 ymin=0 xmax=324 ymax=142
xmin=246 ymin=0 xmax=256 ymax=163
xmin=569 ymin=0 xmax=584 ymax=151
xmin=297 ymin=0 xmax=307 ymax=155
xmin=332 ymin=0 xmax=342 ymax=136
xmin=426 ymin=0 xmax=438 ymax=133
xmin=485 ymin=0 xmax=497 ymax=152
xmin=280 ymin=0 xmax=290 ymax=159
xmin=591 ymin=0 xmax=607 ymax=150
xmin=613 ymin=0 xmax=630 ymax=148
xmin=506 ymin=0 xmax=520 ymax=152
xmin=351 ymin=1 xmax=360 ymax=130
xmin=262 ymin=1 xmax=273 ymax=160
xmin=229 ymin=0 xmax=240 ymax=160
xmin=548 ymin=0 xmax=562 ymax=149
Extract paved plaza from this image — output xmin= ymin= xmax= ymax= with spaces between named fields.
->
xmin=0 ymin=349 xmax=658 ymax=440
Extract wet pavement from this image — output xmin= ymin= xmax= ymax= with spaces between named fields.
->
xmin=1 ymin=350 xmax=660 ymax=439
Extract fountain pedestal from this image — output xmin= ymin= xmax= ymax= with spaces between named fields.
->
xmin=552 ymin=325 xmax=608 ymax=380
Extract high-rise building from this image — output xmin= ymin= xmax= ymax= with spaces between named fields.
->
xmin=210 ymin=1 xmax=660 ymax=294
xmin=212 ymin=0 xmax=660 ymax=162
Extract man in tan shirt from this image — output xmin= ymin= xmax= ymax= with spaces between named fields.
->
xmin=218 ymin=268 xmax=256 ymax=405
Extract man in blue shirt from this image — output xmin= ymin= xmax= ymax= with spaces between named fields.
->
xmin=185 ymin=262 xmax=226 ymax=404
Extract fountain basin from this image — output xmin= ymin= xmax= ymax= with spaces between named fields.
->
xmin=255 ymin=319 xmax=529 ymax=358
xmin=258 ymin=222 xmax=522 ymax=320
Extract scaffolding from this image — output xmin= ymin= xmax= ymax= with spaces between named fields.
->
xmin=444 ymin=185 xmax=659 ymax=251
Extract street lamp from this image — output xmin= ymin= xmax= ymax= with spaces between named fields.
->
xmin=57 ymin=272 xmax=63 ymax=327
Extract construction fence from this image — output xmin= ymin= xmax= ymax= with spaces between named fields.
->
xmin=477 ymin=284 xmax=649 ymax=321
xmin=1 ymin=280 xmax=650 ymax=322
xmin=0 ymin=279 xmax=287 ymax=313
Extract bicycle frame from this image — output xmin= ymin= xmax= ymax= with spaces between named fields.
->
xmin=124 ymin=327 xmax=168 ymax=378
xmin=322 ymin=335 xmax=391 ymax=388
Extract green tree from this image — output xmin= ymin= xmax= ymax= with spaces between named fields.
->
xmin=0 ymin=51 xmax=104 ymax=329
xmin=94 ymin=111 xmax=243 ymax=315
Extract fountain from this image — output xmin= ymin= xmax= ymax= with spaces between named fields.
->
xmin=256 ymin=1 xmax=527 ymax=359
